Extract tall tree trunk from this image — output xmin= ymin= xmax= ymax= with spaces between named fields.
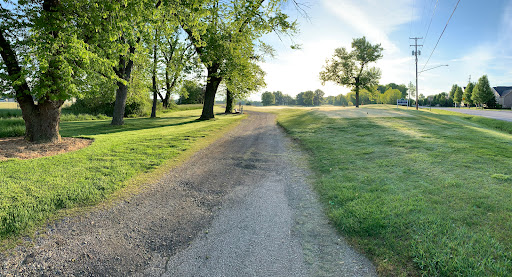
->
xmin=162 ymin=68 xmax=171 ymax=108
xmin=22 ymin=99 xmax=64 ymax=142
xmin=111 ymin=45 xmax=135 ymax=125
xmin=200 ymin=64 xmax=222 ymax=120
xmin=0 ymin=2 xmax=64 ymax=143
xmin=111 ymin=79 xmax=129 ymax=125
xmin=151 ymin=32 xmax=158 ymax=118
xmin=225 ymin=89 xmax=234 ymax=113
xmin=355 ymin=86 xmax=360 ymax=108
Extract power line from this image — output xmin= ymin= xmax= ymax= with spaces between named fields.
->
xmin=421 ymin=0 xmax=461 ymax=72
xmin=422 ymin=0 xmax=439 ymax=47
xmin=419 ymin=0 xmax=430 ymax=35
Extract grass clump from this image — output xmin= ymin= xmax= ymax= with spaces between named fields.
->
xmin=0 ymin=118 xmax=25 ymax=137
xmin=161 ymin=103 xmax=204 ymax=113
xmin=277 ymin=106 xmax=512 ymax=276
xmin=0 ymin=109 xmax=243 ymax=238
xmin=0 ymin=109 xmax=22 ymax=119
xmin=60 ymin=113 xmax=109 ymax=122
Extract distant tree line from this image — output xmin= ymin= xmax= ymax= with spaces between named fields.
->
xmin=261 ymin=89 xmax=326 ymax=106
xmin=261 ymin=83 xmax=412 ymax=107
xmin=261 ymin=75 xmax=500 ymax=109
xmin=417 ymin=75 xmax=498 ymax=108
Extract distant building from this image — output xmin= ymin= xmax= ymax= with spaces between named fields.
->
xmin=492 ymin=87 xmax=512 ymax=108
xmin=0 ymin=98 xmax=16 ymax=102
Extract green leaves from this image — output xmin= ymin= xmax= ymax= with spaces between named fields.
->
xmin=351 ymin=36 xmax=383 ymax=65
xmin=463 ymin=82 xmax=474 ymax=106
xmin=472 ymin=75 xmax=495 ymax=107
xmin=320 ymin=37 xmax=383 ymax=107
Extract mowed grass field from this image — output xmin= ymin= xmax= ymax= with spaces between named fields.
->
xmin=0 ymin=104 xmax=204 ymax=138
xmin=0 ymin=108 xmax=244 ymax=239
xmin=270 ymin=105 xmax=512 ymax=276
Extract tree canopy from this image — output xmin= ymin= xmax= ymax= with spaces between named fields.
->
xmin=261 ymin=91 xmax=275 ymax=106
xmin=179 ymin=0 xmax=297 ymax=119
xmin=454 ymin=86 xmax=463 ymax=106
xmin=463 ymin=82 xmax=474 ymax=107
xmin=472 ymin=75 xmax=495 ymax=108
xmin=320 ymin=37 xmax=383 ymax=108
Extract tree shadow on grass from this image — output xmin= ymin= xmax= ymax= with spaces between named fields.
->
xmin=59 ymin=116 xmax=199 ymax=137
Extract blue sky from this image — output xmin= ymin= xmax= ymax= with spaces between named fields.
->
xmin=255 ymin=0 xmax=512 ymax=100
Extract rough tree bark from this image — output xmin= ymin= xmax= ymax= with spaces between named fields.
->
xmin=111 ymin=44 xmax=135 ymax=125
xmin=162 ymin=69 xmax=172 ymax=108
xmin=0 ymin=1 xmax=64 ymax=142
xmin=355 ymin=86 xmax=360 ymax=108
xmin=151 ymin=30 xmax=158 ymax=118
xmin=225 ymin=89 xmax=234 ymax=114
xmin=354 ymin=76 xmax=360 ymax=108
xmin=200 ymin=64 xmax=222 ymax=120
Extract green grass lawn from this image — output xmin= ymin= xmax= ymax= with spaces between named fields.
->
xmin=277 ymin=106 xmax=512 ymax=276
xmin=0 ymin=104 xmax=205 ymax=138
xmin=0 ymin=108 xmax=243 ymax=239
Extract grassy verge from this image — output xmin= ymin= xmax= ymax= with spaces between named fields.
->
xmin=161 ymin=103 xmax=204 ymax=113
xmin=0 ymin=104 xmax=206 ymax=138
xmin=276 ymin=106 xmax=512 ymax=276
xmin=420 ymin=107 xmax=512 ymax=134
xmin=0 ymin=108 xmax=244 ymax=239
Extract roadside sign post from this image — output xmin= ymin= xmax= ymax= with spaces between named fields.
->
xmin=397 ymin=99 xmax=408 ymax=108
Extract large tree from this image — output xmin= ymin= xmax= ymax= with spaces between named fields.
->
xmin=313 ymin=89 xmax=324 ymax=106
xmin=261 ymin=91 xmax=275 ymax=106
xmin=0 ymin=1 xmax=108 ymax=142
xmin=179 ymin=0 xmax=296 ymax=120
xmin=463 ymin=82 xmax=474 ymax=108
xmin=283 ymin=94 xmax=295 ymax=105
xmin=472 ymin=75 xmax=495 ymax=108
xmin=320 ymin=37 xmax=383 ymax=108
xmin=108 ymin=0 xmax=164 ymax=125
xmin=382 ymin=88 xmax=402 ymax=104
xmin=454 ymin=86 xmax=463 ymax=107
xmin=273 ymin=91 xmax=284 ymax=106
xmin=178 ymin=80 xmax=204 ymax=104
xmin=160 ymin=32 xmax=196 ymax=109
xmin=302 ymin=90 xmax=314 ymax=106
xmin=224 ymin=62 xmax=265 ymax=113
xmin=386 ymin=83 xmax=407 ymax=98
xmin=449 ymin=84 xmax=458 ymax=100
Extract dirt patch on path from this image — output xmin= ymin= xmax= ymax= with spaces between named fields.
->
xmin=0 ymin=137 xmax=92 ymax=160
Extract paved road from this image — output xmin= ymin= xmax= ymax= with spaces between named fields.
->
xmin=1 ymin=112 xmax=376 ymax=276
xmin=430 ymin=107 xmax=512 ymax=122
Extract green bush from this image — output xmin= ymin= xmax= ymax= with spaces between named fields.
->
xmin=67 ymin=93 xmax=151 ymax=117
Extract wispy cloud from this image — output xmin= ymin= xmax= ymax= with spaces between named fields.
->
xmin=321 ymin=0 xmax=415 ymax=53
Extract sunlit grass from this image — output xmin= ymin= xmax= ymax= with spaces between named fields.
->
xmin=0 ymin=104 xmax=207 ymax=138
xmin=277 ymin=107 xmax=512 ymax=276
xmin=0 ymin=108 xmax=243 ymax=238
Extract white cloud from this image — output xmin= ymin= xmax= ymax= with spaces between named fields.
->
xmin=321 ymin=0 xmax=415 ymax=54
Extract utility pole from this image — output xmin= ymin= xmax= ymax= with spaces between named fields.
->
xmin=410 ymin=37 xmax=423 ymax=110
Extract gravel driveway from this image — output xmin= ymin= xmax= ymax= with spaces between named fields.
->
xmin=1 ymin=112 xmax=376 ymax=276
xmin=430 ymin=107 xmax=512 ymax=122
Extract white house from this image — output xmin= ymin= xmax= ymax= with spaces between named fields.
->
xmin=492 ymin=87 xmax=512 ymax=108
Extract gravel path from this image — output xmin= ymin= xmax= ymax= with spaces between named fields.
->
xmin=430 ymin=107 xmax=512 ymax=122
xmin=1 ymin=112 xmax=376 ymax=276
